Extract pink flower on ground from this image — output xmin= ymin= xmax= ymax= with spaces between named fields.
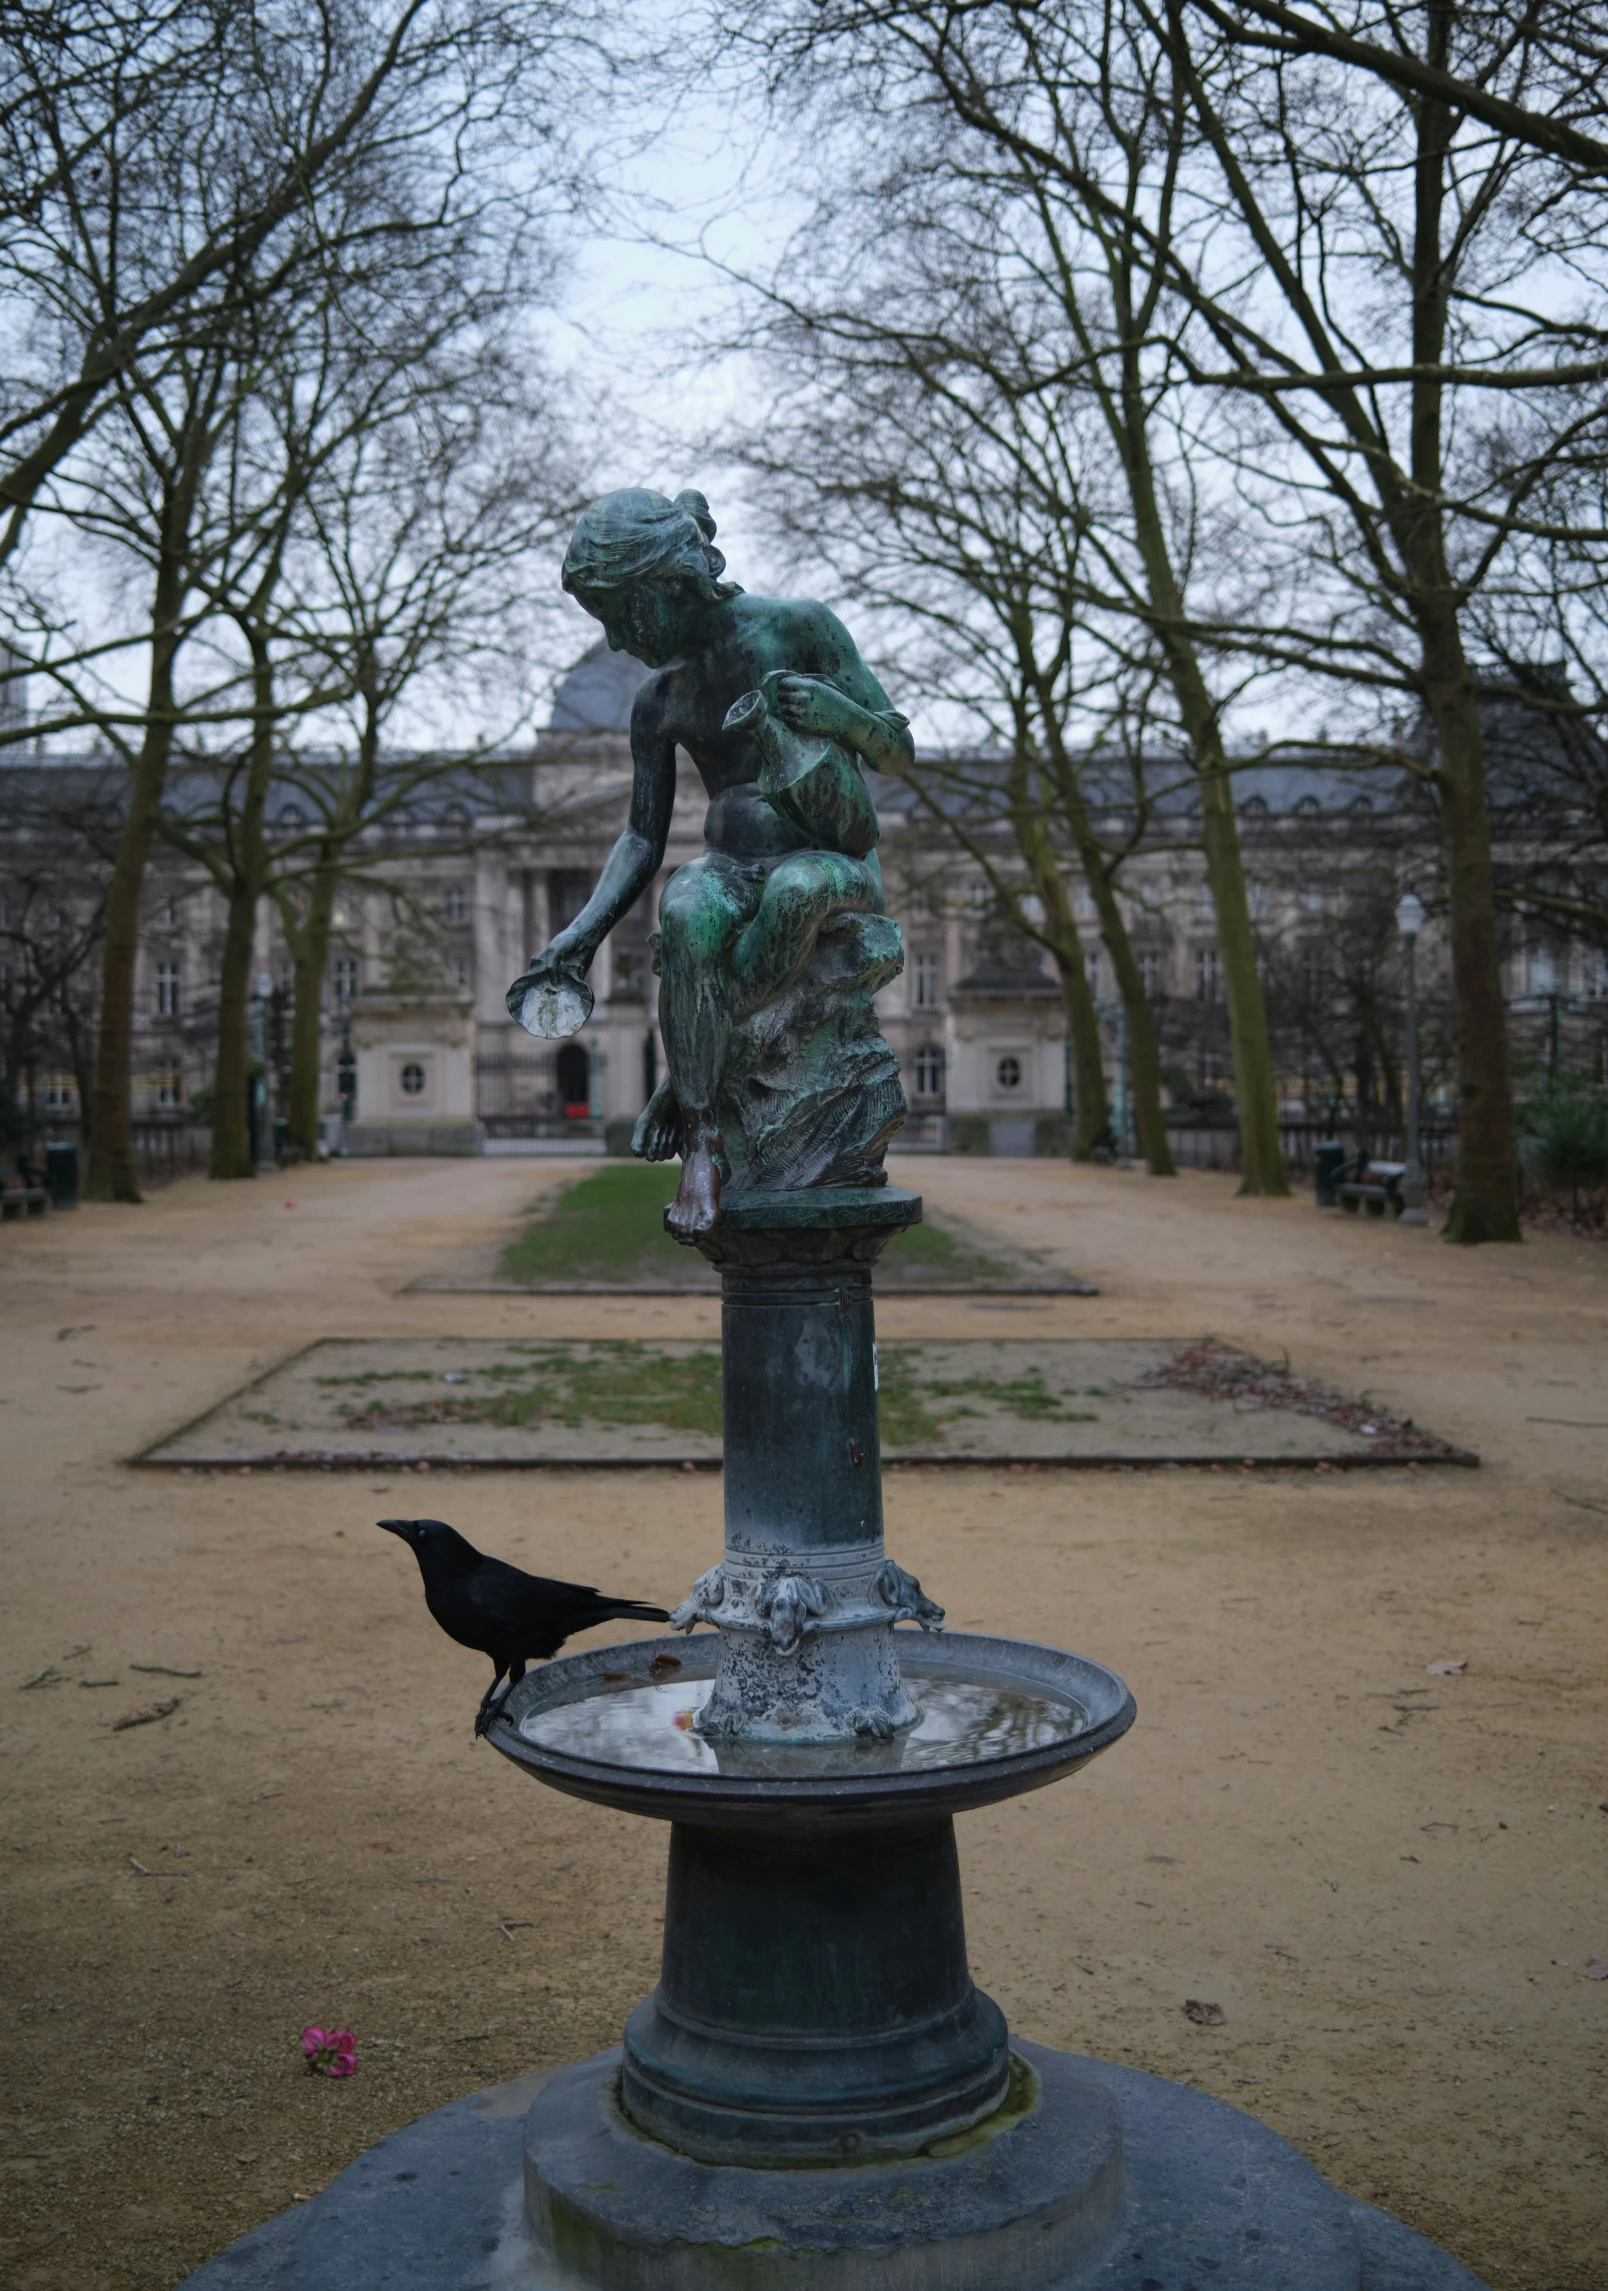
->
xmin=301 ymin=2025 xmax=357 ymax=2077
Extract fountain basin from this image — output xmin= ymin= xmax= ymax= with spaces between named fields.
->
xmin=488 ymin=1629 xmax=1135 ymax=1826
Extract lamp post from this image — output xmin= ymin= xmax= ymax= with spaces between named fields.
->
xmin=1395 ymin=892 xmax=1428 ymax=1225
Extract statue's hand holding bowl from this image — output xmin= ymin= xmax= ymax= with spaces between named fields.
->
xmin=767 ymin=674 xmax=861 ymax=745
xmin=507 ymin=948 xmax=595 ymax=1040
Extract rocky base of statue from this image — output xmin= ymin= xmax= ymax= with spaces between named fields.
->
xmin=636 ymin=911 xmax=907 ymax=1199
xmin=177 ymin=2040 xmax=1490 ymax=2291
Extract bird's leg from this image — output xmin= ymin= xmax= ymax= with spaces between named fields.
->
xmin=473 ymin=1665 xmax=509 ymax=1739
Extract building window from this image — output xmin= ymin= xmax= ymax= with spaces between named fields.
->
xmin=453 ymin=956 xmax=470 ymax=987
xmin=156 ymin=1073 xmax=183 ymax=1109
xmin=155 ymin=961 xmax=180 ymax=1016
xmin=914 ymin=1045 xmax=945 ymax=1099
xmin=400 ymin=1061 xmax=427 ymax=1096
xmin=1248 ymin=879 xmax=1269 ymax=919
xmin=444 ymin=885 xmax=468 ymax=925
xmin=334 ymin=955 xmax=360 ymax=1002
xmin=1299 ymin=884 xmax=1325 ymax=916
xmin=1086 ymin=947 xmax=1100 ymax=995
xmin=1139 ymin=950 xmax=1161 ymax=997
xmin=996 ymin=1054 xmax=1022 ymax=1090
xmin=45 ymin=1076 xmax=76 ymax=1111
xmin=1194 ymin=882 xmax=1214 ymax=917
xmin=1527 ymin=947 xmax=1557 ymax=996
xmin=1241 ymin=794 xmax=1269 ymax=818
xmin=913 ymin=951 xmax=940 ymax=1008
xmin=1196 ymin=948 xmax=1220 ymax=1002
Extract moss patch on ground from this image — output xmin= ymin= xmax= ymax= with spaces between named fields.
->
xmin=876 ymin=1356 xmax=1100 ymax=1446
xmin=328 ymin=1341 xmax=725 ymax=1439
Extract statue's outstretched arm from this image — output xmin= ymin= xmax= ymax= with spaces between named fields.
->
xmin=541 ymin=684 xmax=677 ymax=977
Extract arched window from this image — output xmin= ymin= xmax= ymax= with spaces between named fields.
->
xmin=996 ymin=1054 xmax=1022 ymax=1090
xmin=556 ymin=1041 xmax=590 ymax=1113
xmin=400 ymin=1061 xmax=427 ymax=1096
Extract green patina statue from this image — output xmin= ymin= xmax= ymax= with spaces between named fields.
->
xmin=507 ymin=488 xmax=913 ymax=1236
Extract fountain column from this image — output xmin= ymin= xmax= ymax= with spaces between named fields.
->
xmin=620 ymin=1187 xmax=1009 ymax=2163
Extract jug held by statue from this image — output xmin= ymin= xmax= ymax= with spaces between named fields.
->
xmin=723 ymin=673 xmax=879 ymax=861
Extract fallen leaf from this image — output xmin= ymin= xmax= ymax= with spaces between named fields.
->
xmin=648 ymin=1655 xmax=682 ymax=1679
xmin=111 ymin=1696 xmax=180 ymax=1731
xmin=1183 ymin=1998 xmax=1227 ymax=2025
xmin=1585 ymin=1958 xmax=1608 ymax=1981
xmin=1425 ymin=1659 xmax=1467 ymax=1676
xmin=235 ymin=2154 xmax=258 ymax=2166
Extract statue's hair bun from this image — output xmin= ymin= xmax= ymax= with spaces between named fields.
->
xmin=673 ymin=488 xmax=717 ymax=543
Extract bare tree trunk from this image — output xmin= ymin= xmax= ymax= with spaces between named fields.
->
xmin=1095 ymin=897 xmax=1175 ymax=1176
xmin=1198 ymin=754 xmax=1287 ymax=1193
xmin=1031 ymin=689 xmax=1176 ymax=1175
xmin=1423 ymin=628 xmax=1520 ymax=1239
xmin=285 ymin=849 xmax=338 ymax=1158
xmin=211 ymin=875 xmax=259 ymax=1177
xmin=1007 ymin=746 xmax=1109 ymax=1154
xmin=85 ymin=610 xmax=184 ymax=1202
xmin=1050 ymin=924 xmax=1110 ymax=1158
xmin=211 ymin=631 xmax=276 ymax=1179
xmin=1123 ymin=435 xmax=1288 ymax=1193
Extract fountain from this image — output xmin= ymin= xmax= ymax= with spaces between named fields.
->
xmin=184 ymin=492 xmax=1484 ymax=2290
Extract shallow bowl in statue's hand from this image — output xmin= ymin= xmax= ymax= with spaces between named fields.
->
xmin=516 ymin=975 xmax=594 ymax=1039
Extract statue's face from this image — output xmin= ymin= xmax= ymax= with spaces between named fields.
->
xmin=584 ymin=576 xmax=692 ymax=670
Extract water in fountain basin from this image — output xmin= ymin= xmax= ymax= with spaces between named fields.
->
xmin=519 ymin=1671 xmax=1088 ymax=1779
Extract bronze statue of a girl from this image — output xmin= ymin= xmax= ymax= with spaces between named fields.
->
xmin=508 ymin=488 xmax=911 ymax=1236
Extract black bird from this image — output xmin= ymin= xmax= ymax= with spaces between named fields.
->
xmin=378 ymin=1519 xmax=669 ymax=1735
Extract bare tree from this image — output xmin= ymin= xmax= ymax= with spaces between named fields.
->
xmin=727 ymin=0 xmax=1290 ymax=1187
xmin=0 ymin=759 xmax=122 ymax=1146
xmin=0 ymin=0 xmax=551 ymax=571
xmin=6 ymin=0 xmax=589 ymax=1196
xmin=740 ymin=344 xmax=1182 ymax=1167
xmin=1136 ymin=0 xmax=1608 ymax=1237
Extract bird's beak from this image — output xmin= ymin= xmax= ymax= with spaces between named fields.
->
xmin=376 ymin=1519 xmax=412 ymax=1538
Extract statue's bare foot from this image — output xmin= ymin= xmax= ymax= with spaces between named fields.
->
xmin=632 ymin=1074 xmax=682 ymax=1162
xmin=666 ymin=1135 xmax=722 ymax=1240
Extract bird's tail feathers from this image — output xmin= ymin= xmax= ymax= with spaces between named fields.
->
xmin=598 ymin=1600 xmax=672 ymax=1624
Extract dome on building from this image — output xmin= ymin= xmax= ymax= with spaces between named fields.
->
xmin=548 ymin=640 xmax=652 ymax=733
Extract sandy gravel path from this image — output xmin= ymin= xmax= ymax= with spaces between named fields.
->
xmin=2 ymin=1153 xmax=1604 ymax=2290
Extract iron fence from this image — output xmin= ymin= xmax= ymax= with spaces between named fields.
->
xmin=1165 ymin=1115 xmax=1459 ymax=1182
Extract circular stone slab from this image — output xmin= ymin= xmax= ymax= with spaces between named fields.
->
xmin=176 ymin=2045 xmax=1491 ymax=2291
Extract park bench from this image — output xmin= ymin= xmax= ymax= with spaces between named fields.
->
xmin=1 ymin=1178 xmax=49 ymax=1220
xmin=1337 ymin=1157 xmax=1406 ymax=1218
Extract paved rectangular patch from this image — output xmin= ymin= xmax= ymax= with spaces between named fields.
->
xmin=133 ymin=1339 xmax=1476 ymax=1470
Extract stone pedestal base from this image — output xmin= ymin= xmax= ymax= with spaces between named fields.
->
xmin=179 ymin=2041 xmax=1489 ymax=2291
